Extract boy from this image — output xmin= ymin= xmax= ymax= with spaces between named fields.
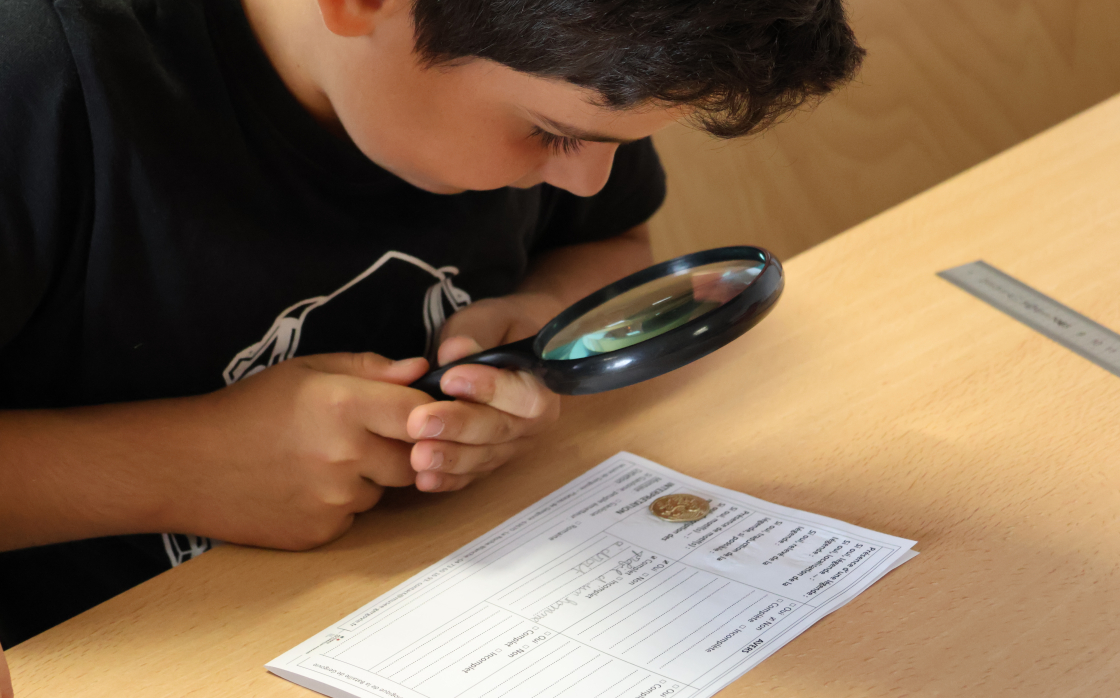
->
xmin=0 ymin=0 xmax=864 ymax=648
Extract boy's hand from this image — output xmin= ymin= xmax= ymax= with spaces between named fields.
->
xmin=184 ymin=353 xmax=433 ymax=550
xmin=406 ymin=295 xmax=563 ymax=492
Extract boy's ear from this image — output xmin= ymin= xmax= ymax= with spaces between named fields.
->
xmin=317 ymin=0 xmax=397 ymax=38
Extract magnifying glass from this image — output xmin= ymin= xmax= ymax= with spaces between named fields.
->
xmin=411 ymin=246 xmax=783 ymax=398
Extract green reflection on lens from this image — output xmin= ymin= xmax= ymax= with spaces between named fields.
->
xmin=540 ymin=260 xmax=763 ymax=361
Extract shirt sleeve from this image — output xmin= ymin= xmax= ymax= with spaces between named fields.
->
xmin=532 ymin=137 xmax=667 ymax=252
xmin=0 ymin=0 xmax=93 ymax=352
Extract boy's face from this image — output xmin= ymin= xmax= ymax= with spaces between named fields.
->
xmin=264 ymin=0 xmax=681 ymax=197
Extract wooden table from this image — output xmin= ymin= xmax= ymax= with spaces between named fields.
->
xmin=9 ymin=94 xmax=1120 ymax=697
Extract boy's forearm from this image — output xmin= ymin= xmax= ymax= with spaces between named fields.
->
xmin=0 ymin=399 xmax=212 ymax=551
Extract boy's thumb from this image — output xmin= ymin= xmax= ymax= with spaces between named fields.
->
xmin=437 ymin=336 xmax=485 ymax=367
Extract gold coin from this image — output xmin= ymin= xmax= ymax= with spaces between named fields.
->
xmin=649 ymin=494 xmax=711 ymax=522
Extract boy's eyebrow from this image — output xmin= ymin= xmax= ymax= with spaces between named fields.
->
xmin=530 ymin=112 xmax=638 ymax=145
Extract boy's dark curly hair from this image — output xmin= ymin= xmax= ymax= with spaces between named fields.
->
xmin=411 ymin=0 xmax=865 ymax=138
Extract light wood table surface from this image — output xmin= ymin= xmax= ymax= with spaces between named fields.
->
xmin=9 ymin=94 xmax=1120 ymax=698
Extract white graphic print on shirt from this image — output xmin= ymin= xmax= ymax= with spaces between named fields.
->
xmin=223 ymin=251 xmax=471 ymax=385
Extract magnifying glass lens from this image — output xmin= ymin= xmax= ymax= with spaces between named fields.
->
xmin=541 ymin=259 xmax=765 ymax=361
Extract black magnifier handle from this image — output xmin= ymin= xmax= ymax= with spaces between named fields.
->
xmin=410 ymin=336 xmax=539 ymax=400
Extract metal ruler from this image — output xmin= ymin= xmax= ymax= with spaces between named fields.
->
xmin=938 ymin=260 xmax=1120 ymax=377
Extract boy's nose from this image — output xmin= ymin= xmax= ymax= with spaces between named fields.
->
xmin=540 ymin=143 xmax=618 ymax=197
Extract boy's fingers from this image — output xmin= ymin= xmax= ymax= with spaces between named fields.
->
xmin=355 ymin=436 xmax=416 ymax=488
xmin=405 ymin=367 xmax=559 ymax=445
xmin=407 ymin=399 xmax=542 ymax=446
xmin=438 ymin=300 xmax=512 ymax=353
xmin=321 ymin=376 xmax=434 ymax=442
xmin=437 ymin=336 xmax=485 ymax=367
xmin=439 ymin=365 xmax=555 ymax=420
xmin=349 ymin=479 xmax=386 ymax=513
xmin=301 ymin=353 xmax=429 ymax=384
xmin=410 ymin=440 xmax=519 ymax=476
xmin=415 ymin=470 xmax=488 ymax=493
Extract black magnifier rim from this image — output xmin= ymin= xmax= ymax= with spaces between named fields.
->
xmin=532 ymin=246 xmax=783 ymax=395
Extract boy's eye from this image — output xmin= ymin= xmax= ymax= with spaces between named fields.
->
xmin=530 ymin=126 xmax=586 ymax=156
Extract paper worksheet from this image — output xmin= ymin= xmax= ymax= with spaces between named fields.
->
xmin=269 ymin=453 xmax=917 ymax=698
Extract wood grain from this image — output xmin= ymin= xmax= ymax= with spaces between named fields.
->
xmin=8 ymin=93 xmax=1120 ymax=697
xmin=649 ymin=0 xmax=1120 ymax=263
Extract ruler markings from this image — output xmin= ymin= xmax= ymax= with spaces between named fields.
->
xmin=937 ymin=260 xmax=1120 ymax=378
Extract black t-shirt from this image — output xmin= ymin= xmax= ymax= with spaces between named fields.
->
xmin=0 ymin=0 xmax=665 ymax=646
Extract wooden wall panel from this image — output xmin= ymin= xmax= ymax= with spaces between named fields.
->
xmin=648 ymin=0 xmax=1120 ymax=263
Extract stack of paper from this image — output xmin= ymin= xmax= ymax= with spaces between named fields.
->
xmin=269 ymin=453 xmax=917 ymax=698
